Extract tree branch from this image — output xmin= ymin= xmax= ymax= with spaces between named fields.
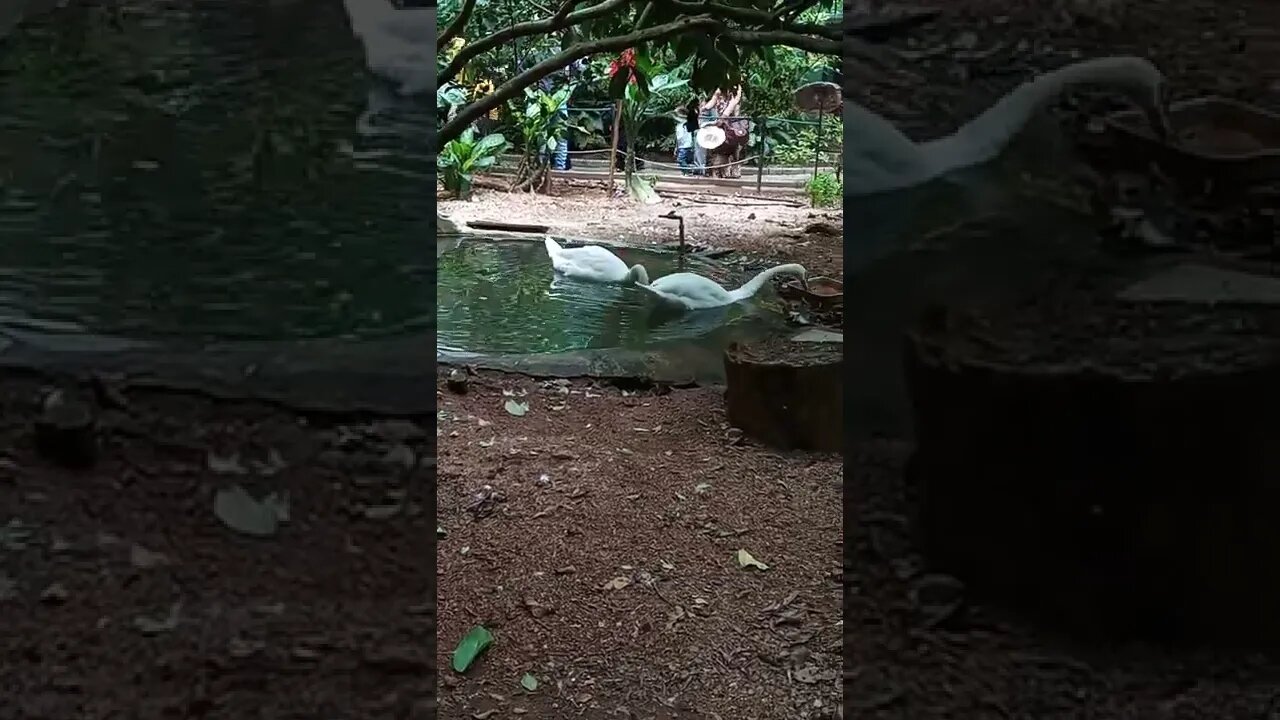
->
xmin=657 ymin=0 xmax=839 ymax=41
xmin=552 ymin=0 xmax=584 ymax=23
xmin=437 ymin=0 xmax=478 ymax=46
xmin=439 ymin=0 xmax=630 ymax=86
xmin=719 ymin=28 xmax=839 ymax=55
xmin=440 ymin=15 xmax=720 ymax=144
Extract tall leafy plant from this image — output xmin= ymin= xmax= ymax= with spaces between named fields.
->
xmin=507 ymin=84 xmax=579 ymax=192
xmin=610 ymin=50 xmax=688 ymax=203
xmin=438 ymin=128 xmax=508 ymax=199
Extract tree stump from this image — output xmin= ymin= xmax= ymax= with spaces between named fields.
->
xmin=904 ymin=289 xmax=1280 ymax=646
xmin=724 ymin=338 xmax=842 ymax=452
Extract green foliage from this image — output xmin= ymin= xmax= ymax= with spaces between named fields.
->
xmin=510 ymin=84 xmax=579 ymax=158
xmin=617 ymin=66 xmax=687 ymax=200
xmin=805 ymin=172 xmax=841 ymax=208
xmin=437 ymin=0 xmax=843 ymax=153
xmin=438 ymin=128 xmax=509 ymax=196
xmin=437 ymin=82 xmax=468 ymax=120
xmin=773 ymin=117 xmax=843 ymax=166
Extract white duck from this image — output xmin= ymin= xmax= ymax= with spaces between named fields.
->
xmin=845 ymin=56 xmax=1170 ymax=196
xmin=544 ymin=237 xmax=650 ymax=284
xmin=637 ymin=264 xmax=807 ymax=311
xmin=344 ymin=0 xmax=433 ymax=96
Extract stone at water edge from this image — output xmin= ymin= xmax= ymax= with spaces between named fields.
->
xmin=34 ymin=389 xmax=98 ymax=469
xmin=446 ymin=369 xmax=468 ymax=394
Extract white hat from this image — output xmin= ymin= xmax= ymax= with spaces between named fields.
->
xmin=696 ymin=126 xmax=726 ymax=150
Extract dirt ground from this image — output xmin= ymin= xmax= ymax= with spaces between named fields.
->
xmin=0 ymin=372 xmax=431 ymax=719
xmin=435 ymin=370 xmax=842 ymax=719
xmin=841 ymin=1 xmax=1280 ymax=718
xmin=440 ymin=1 xmax=1280 ymax=718
xmin=850 ymin=440 xmax=1280 ymax=719
xmin=440 ymin=184 xmax=846 ymax=282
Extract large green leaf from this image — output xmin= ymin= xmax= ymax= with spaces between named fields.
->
xmin=473 ymin=132 xmax=508 ymax=156
xmin=451 ymin=626 xmax=494 ymax=673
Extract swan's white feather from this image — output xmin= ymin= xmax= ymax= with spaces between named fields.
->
xmin=637 ymin=264 xmax=806 ymax=311
xmin=545 ymin=238 xmax=648 ymax=284
xmin=845 ymin=56 xmax=1166 ymax=196
xmin=344 ymin=0 xmax=433 ymax=96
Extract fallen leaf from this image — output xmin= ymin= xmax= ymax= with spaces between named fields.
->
xmin=134 ymin=601 xmax=182 ymax=636
xmin=130 ymin=544 xmax=169 ymax=569
xmin=206 ymin=452 xmax=246 ymax=475
xmin=451 ymin=625 xmax=493 ymax=673
xmin=214 ymin=485 xmax=286 ymax=537
xmin=665 ymin=605 xmax=686 ymax=631
xmin=601 ymin=576 xmax=631 ymax=591
xmin=520 ymin=672 xmax=538 ymax=691
xmin=363 ymin=502 xmax=403 ymax=520
xmin=736 ymin=549 xmax=769 ymax=571
xmin=504 ymin=400 xmax=529 ymax=417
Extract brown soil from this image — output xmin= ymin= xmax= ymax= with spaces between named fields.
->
xmin=0 ymin=373 xmax=431 ymax=719
xmin=435 ymin=369 xmax=842 ymax=719
xmin=439 ymin=182 xmax=846 ymax=281
xmin=849 ymin=439 xmax=1280 ymax=719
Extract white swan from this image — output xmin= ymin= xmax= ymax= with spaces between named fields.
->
xmin=637 ymin=264 xmax=807 ymax=310
xmin=544 ymin=237 xmax=650 ymax=284
xmin=845 ymin=56 xmax=1170 ymax=196
xmin=344 ymin=0 xmax=433 ymax=96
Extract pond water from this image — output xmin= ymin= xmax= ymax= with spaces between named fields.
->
xmin=436 ymin=236 xmax=791 ymax=356
xmin=0 ymin=0 xmax=430 ymax=344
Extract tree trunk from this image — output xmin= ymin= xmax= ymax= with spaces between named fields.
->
xmin=723 ymin=338 xmax=843 ymax=453
xmin=904 ymin=300 xmax=1280 ymax=645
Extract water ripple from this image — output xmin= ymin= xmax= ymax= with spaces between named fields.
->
xmin=0 ymin=0 xmax=430 ymax=342
xmin=438 ymin=237 xmax=787 ymax=356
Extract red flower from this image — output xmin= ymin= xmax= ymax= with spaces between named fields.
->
xmin=607 ymin=49 xmax=638 ymax=84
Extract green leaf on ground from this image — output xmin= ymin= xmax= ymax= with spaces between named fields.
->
xmin=504 ymin=400 xmax=529 ymax=417
xmin=452 ymin=625 xmax=494 ymax=673
xmin=134 ymin=601 xmax=182 ymax=636
xmin=520 ymin=672 xmax=539 ymax=691
xmin=736 ymin=549 xmax=769 ymax=571
xmin=214 ymin=485 xmax=287 ymax=537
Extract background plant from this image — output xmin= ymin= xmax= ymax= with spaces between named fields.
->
xmin=507 ymin=84 xmax=580 ymax=192
xmin=805 ymin=171 xmax=840 ymax=208
xmin=437 ymin=127 xmax=509 ymax=198
xmin=435 ymin=0 xmax=861 ymax=145
xmin=772 ymin=116 xmax=842 ymax=166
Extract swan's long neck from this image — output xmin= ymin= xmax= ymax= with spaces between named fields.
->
xmin=345 ymin=0 xmax=396 ymax=37
xmin=544 ymin=237 xmax=563 ymax=257
xmin=729 ymin=264 xmax=804 ymax=301
xmin=628 ymin=264 xmax=649 ymax=285
xmin=926 ymin=58 xmax=1148 ymax=171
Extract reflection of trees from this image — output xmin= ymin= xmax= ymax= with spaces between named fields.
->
xmin=0 ymin=2 xmax=426 ymax=340
xmin=438 ymin=238 xmax=759 ymax=354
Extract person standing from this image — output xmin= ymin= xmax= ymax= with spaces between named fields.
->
xmin=693 ymin=89 xmax=722 ymax=176
xmin=674 ymin=101 xmax=698 ymax=175
xmin=719 ymin=85 xmax=748 ymax=178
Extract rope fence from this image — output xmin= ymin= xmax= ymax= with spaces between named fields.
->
xmin=550 ymin=146 xmax=760 ymax=171
xmin=547 ymin=106 xmax=842 ymax=191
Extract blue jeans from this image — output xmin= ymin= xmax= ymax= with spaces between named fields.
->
xmin=676 ymin=147 xmax=694 ymax=174
xmin=552 ymin=138 xmax=569 ymax=170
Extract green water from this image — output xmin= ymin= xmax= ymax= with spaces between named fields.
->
xmin=437 ymin=236 xmax=789 ymax=356
xmin=0 ymin=1 xmax=430 ymax=344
